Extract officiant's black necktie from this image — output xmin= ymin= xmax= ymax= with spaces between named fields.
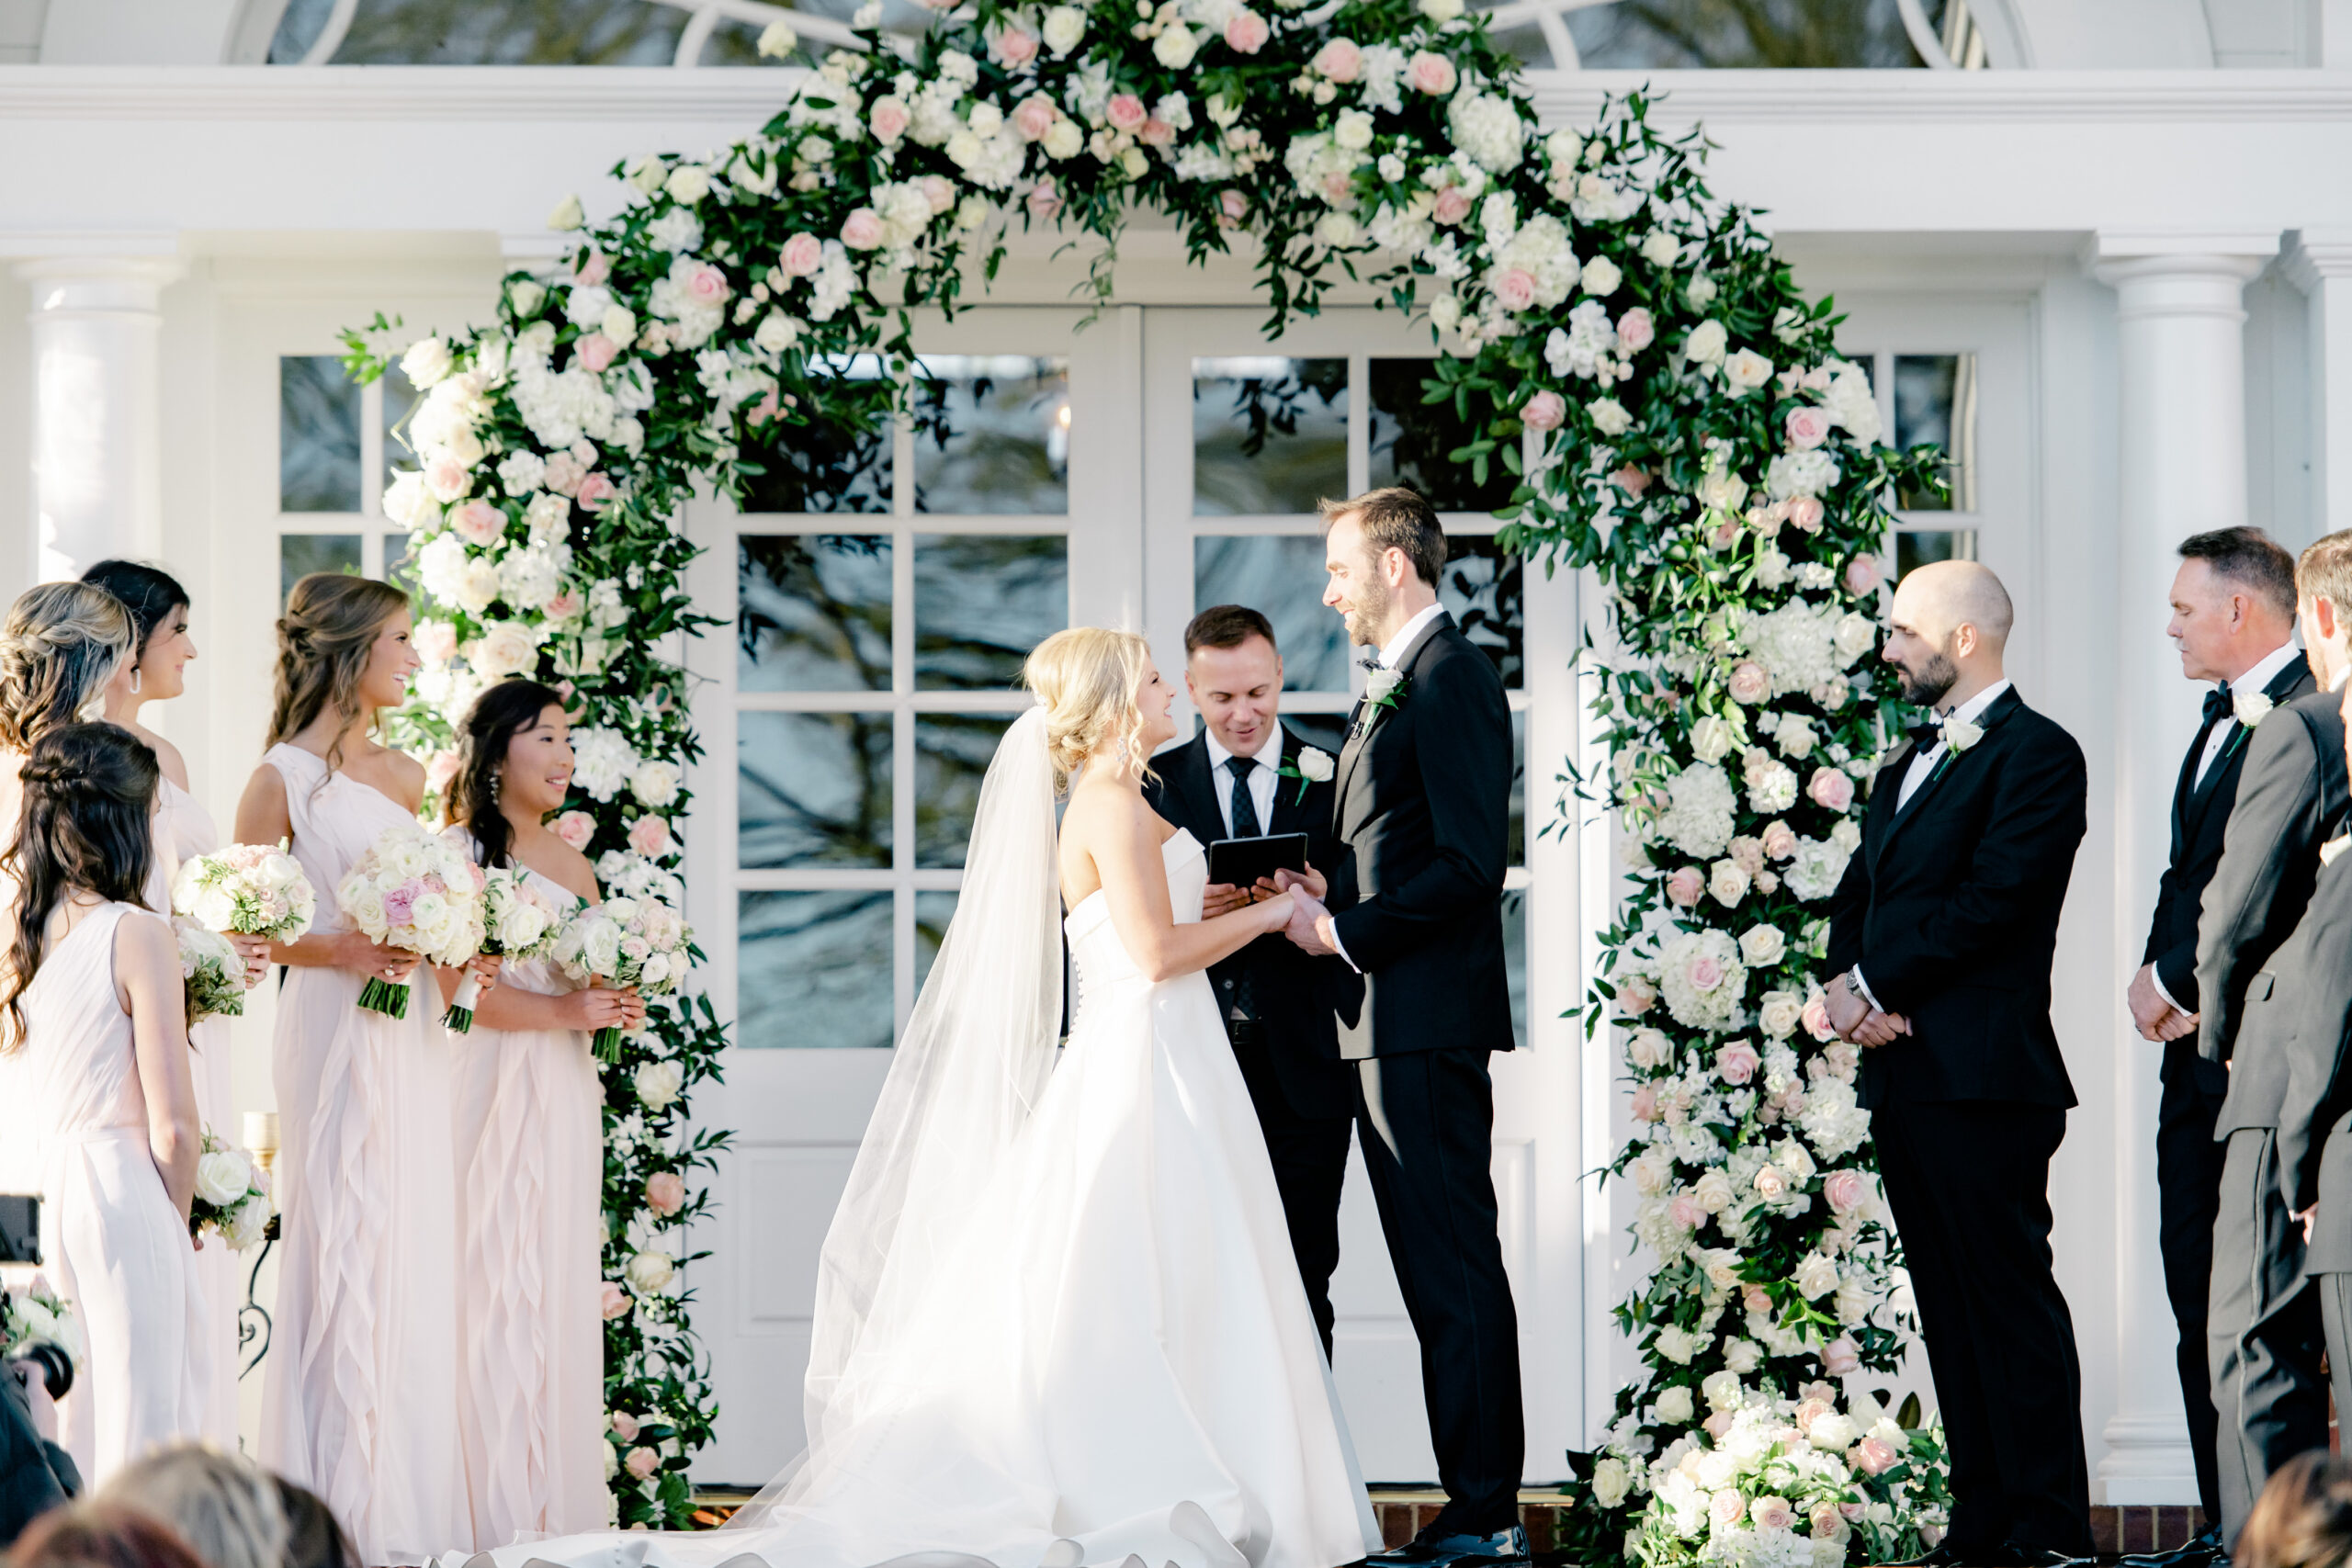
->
xmin=1226 ymin=755 xmax=1264 ymax=840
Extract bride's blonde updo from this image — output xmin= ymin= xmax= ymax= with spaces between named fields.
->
xmin=1023 ymin=627 xmax=1158 ymax=793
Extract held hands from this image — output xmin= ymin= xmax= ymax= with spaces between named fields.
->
xmin=340 ymin=931 xmax=420 ymax=985
xmin=1282 ymin=893 xmax=1338 ymax=956
xmin=2127 ymin=963 xmax=2199 ymax=1043
xmin=1267 ymin=863 xmax=1329 ymax=903
xmin=228 ymin=933 xmax=271 ymax=991
xmin=2300 ymin=1202 xmax=2320 ymax=1244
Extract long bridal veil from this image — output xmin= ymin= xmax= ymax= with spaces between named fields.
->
xmin=729 ymin=705 xmax=1061 ymax=1530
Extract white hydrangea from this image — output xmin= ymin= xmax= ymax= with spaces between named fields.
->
xmin=1766 ymin=448 xmax=1840 ymax=501
xmin=1284 ymin=130 xmax=1364 ymax=209
xmin=1544 ymin=299 xmax=1617 ymax=379
xmin=1746 ymin=760 xmax=1798 ymax=815
xmin=1356 ymin=43 xmax=1406 ymax=113
xmin=647 ymin=208 xmax=703 ymax=254
xmin=1657 ymin=761 xmax=1736 ymax=860
xmin=416 ymin=532 xmax=472 ymax=605
xmin=1489 ymin=214 xmax=1580 ymax=307
xmin=497 ymin=542 xmax=568 ymax=608
xmin=497 ymin=449 xmax=547 ymax=495
xmin=571 ymin=727 xmax=641 ymax=803
xmin=1447 ymin=92 xmax=1525 ymax=174
xmin=1657 ymin=928 xmax=1747 ymax=1032
xmin=1781 ymin=837 xmax=1851 ymax=902
xmin=1740 ymin=603 xmax=1841 ymax=697
xmin=508 ymin=357 xmax=619 ymax=453
xmin=1799 ymin=1077 xmax=1873 ymax=1160
xmin=1822 ymin=360 xmax=1883 ymax=444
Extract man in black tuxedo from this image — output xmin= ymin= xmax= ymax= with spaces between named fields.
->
xmin=2195 ymin=530 xmax=2352 ymax=1555
xmin=2125 ymin=527 xmax=2307 ymax=1568
xmin=1821 ymin=560 xmax=2091 ymax=1567
xmin=1142 ymin=603 xmax=1359 ymax=1358
xmin=1276 ymin=487 xmax=1523 ymax=1568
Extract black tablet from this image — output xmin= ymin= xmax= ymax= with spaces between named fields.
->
xmin=0 ymin=1194 xmax=38 ymax=1264
xmin=1206 ymin=833 xmax=1309 ymax=890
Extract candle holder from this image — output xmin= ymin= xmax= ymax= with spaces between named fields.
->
xmin=237 ymin=1111 xmax=280 ymax=1378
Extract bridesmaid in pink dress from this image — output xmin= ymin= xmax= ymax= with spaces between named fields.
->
xmin=85 ymin=559 xmax=270 ymax=1453
xmin=431 ymin=679 xmax=641 ymax=1547
xmin=235 ymin=575 xmax=470 ymax=1565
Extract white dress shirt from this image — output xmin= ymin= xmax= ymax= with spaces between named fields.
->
xmin=2192 ymin=640 xmax=2302 ymax=790
xmin=1202 ymin=727 xmax=1283 ymax=840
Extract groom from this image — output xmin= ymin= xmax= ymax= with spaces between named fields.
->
xmin=1279 ymin=487 xmax=1525 ymax=1568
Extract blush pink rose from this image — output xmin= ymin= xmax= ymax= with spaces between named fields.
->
xmin=1826 ymin=1042 xmax=1860 ymax=1079
xmin=1612 ymin=465 xmax=1651 ymax=497
xmin=414 ymin=621 xmax=458 ymax=664
xmin=1710 ymin=517 xmax=1743 ymax=551
xmin=1807 ymin=766 xmax=1855 ymax=812
xmin=1761 ymin=820 xmax=1798 ymax=860
xmin=625 ymin=1447 xmax=661 ymax=1480
xmin=1106 ymin=94 xmax=1148 ymax=132
xmin=554 ymin=811 xmax=596 ymax=851
xmin=1716 ymin=1039 xmax=1760 ymax=1085
xmin=684 ymin=263 xmax=727 ymax=304
xmin=452 ymin=500 xmax=503 ymax=547
xmin=600 ymin=1281 xmax=632 ymax=1320
xmin=645 ymin=1171 xmax=686 ymax=1215
xmin=1841 ymin=1502 xmax=1868 ymax=1523
xmin=920 ymin=175 xmax=956 ymax=213
xmin=544 ymin=590 xmax=584 ymax=622
xmin=841 ymin=209 xmax=886 ymax=250
xmin=1785 ymin=404 xmax=1834 ymax=450
xmin=780 ymin=232 xmax=823 ymax=276
xmin=574 ymin=472 xmax=617 ymax=512
xmin=1012 ymin=96 xmax=1057 ymax=141
xmin=1139 ymin=117 xmax=1176 ymax=147
xmin=1786 ymin=494 xmax=1826 ymax=533
xmin=1823 ymin=1335 xmax=1862 ymax=1375
xmin=1823 ymin=1170 xmax=1867 ymax=1213
xmin=1219 ymin=188 xmax=1248 ymax=225
xmin=1491 ymin=268 xmax=1536 ymax=311
xmin=424 ymin=749 xmax=461 ymax=795
xmin=1619 ymin=975 xmax=1658 ymax=1016
xmin=610 ymin=1410 xmax=640 ymax=1440
xmin=1616 ymin=307 xmax=1656 ymax=353
xmin=868 ymin=98 xmax=911 ymax=141
xmin=1630 ymin=1083 xmax=1659 ymax=1122
xmin=1703 ymin=1410 xmax=1736 ymax=1443
xmin=1408 ymin=50 xmax=1457 ymax=95
xmin=990 ymin=26 xmax=1038 ymax=64
xmin=1793 ymin=1396 xmax=1834 ymax=1434
xmin=630 ymin=815 xmax=673 ymax=858
xmin=1810 ymin=1503 xmax=1846 ymax=1540
xmin=1431 ymin=185 xmax=1472 ymax=225
xmin=575 ymin=333 xmax=619 ymax=373
xmin=1320 ymin=170 xmax=1353 ymax=203
xmin=1668 ymin=1192 xmax=1707 ymax=1229
xmin=543 ymin=451 xmax=586 ymax=496
xmin=1851 ymin=1437 xmax=1897 ymax=1474
xmin=1521 ymin=390 xmax=1566 ymax=433
xmin=1314 ymin=37 xmax=1362 ymax=80
xmin=574 ymin=250 xmax=610 ymax=288
xmin=1750 ymin=1497 xmax=1796 ymax=1532
xmin=1688 ymin=954 xmax=1724 ymax=992
xmin=424 ymin=455 xmax=470 ymax=503
xmin=1224 ymin=9 xmax=1270 ymax=51
xmin=1845 ymin=554 xmax=1882 ymax=595
xmin=1666 ymin=865 xmax=1704 ymax=908
xmin=1743 ymin=1282 xmax=1772 ymax=1314
xmin=1753 ymin=1164 xmax=1789 ymax=1200
xmin=1803 ymin=996 xmax=1838 ymax=1042
xmin=1027 ymin=180 xmax=1063 ymax=220
xmin=1727 ymin=660 xmax=1770 ymax=705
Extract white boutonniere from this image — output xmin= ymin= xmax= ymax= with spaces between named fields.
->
xmin=2324 ymin=833 xmax=2351 ymax=868
xmin=1353 ymin=666 xmax=1412 ymax=739
xmin=1276 ymin=745 xmax=1335 ymax=804
xmin=1927 ymin=712 xmax=1984 ymax=784
xmin=2234 ymin=691 xmax=2274 ymax=728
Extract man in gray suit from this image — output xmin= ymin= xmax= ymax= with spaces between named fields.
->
xmin=2197 ymin=530 xmax=2352 ymax=1553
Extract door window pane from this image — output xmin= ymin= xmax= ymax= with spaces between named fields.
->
xmin=1503 ymin=889 xmax=1527 ymax=1051
xmin=1897 ymin=529 xmax=1979 ymax=581
xmin=1439 ymin=537 xmax=1524 ymax=691
xmin=383 ymin=534 xmax=422 ymax=613
xmin=915 ymin=714 xmax=1019 ymax=868
xmin=381 ymin=362 xmax=418 ymax=493
xmin=1368 ymin=358 xmax=1517 ymax=513
xmin=1894 ymin=353 xmax=1977 ymax=512
xmin=914 ymin=534 xmax=1068 ymax=691
xmin=915 ymin=890 xmax=959 ymax=991
xmin=738 ymin=890 xmax=893 ymax=1049
xmin=912 ymin=356 xmax=1069 ymax=515
xmin=280 ymin=356 xmax=361 ymax=513
xmin=1193 ymin=536 xmax=1350 ymax=693
xmin=739 ymin=711 xmax=892 ymax=869
xmin=280 ymin=535 xmax=362 ymax=603
xmin=1510 ymin=708 xmax=1527 ymax=866
xmin=738 ymin=355 xmax=892 ymax=514
xmin=740 ymin=536 xmax=892 ymax=693
xmin=1192 ymin=357 xmax=1348 ymax=517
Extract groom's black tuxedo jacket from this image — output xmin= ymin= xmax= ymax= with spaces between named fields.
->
xmin=1143 ymin=723 xmax=1358 ymax=1116
xmin=2143 ymin=654 xmax=2314 ymax=1096
xmin=1826 ymin=687 xmax=2087 ymax=1109
xmin=1328 ymin=612 xmax=1514 ymax=1060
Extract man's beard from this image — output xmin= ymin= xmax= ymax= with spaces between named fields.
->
xmin=1895 ymin=648 xmax=1959 ymax=708
xmin=1342 ymin=577 xmax=1391 ymax=648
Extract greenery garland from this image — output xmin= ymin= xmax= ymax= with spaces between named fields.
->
xmin=345 ymin=0 xmax=1962 ymax=1547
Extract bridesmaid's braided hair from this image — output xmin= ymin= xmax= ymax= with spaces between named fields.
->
xmin=0 ymin=582 xmax=135 ymax=752
xmin=0 ymin=723 xmax=159 ymax=1054
xmin=268 ymin=574 xmax=412 ymax=778
xmin=446 ymin=678 xmax=567 ymax=871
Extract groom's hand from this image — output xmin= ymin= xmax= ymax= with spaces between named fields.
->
xmin=1283 ymin=893 xmax=1337 ymax=955
xmin=1824 ymin=974 xmax=1871 ymax=1039
xmin=2127 ymin=963 xmax=2178 ymax=1043
xmin=1849 ymin=1010 xmax=1911 ymax=1048
xmin=1266 ymin=863 xmax=1328 ymax=902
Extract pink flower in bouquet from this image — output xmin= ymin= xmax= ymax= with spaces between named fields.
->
xmin=1313 ymin=37 xmax=1361 ymax=80
xmin=1219 ymin=189 xmax=1248 ymax=226
xmin=1612 ymin=465 xmax=1651 ymax=497
xmin=1492 ymin=269 xmax=1536 ymax=312
xmin=424 ymin=456 xmax=470 ymax=503
xmin=1028 ymin=181 xmax=1063 ymax=221
xmin=1758 ymin=822 xmax=1796 ymax=863
xmin=1729 ymin=836 xmax=1766 ymax=875
xmin=1825 ymin=1041 xmax=1860 ymax=1079
xmin=1408 ymin=50 xmax=1456 ymax=96
xmin=1743 ymin=1282 xmax=1772 ymax=1314
xmin=1749 ymin=1496 xmax=1795 ymax=1532
xmin=1823 ymin=1335 xmax=1862 ymax=1375
xmin=1668 ymin=1191 xmax=1706 ymax=1229
xmin=1808 ymin=767 xmax=1855 ymax=812
xmin=841 ymin=209 xmax=886 ymax=250
xmin=543 ymin=452 xmax=587 ymax=496
xmin=600 ymin=1281 xmax=632 ymax=1320
xmin=1851 ymin=1436 xmax=1897 ymax=1474
xmin=1665 ymin=866 xmax=1704 ymax=908
xmin=425 ymin=750 xmax=462 ymax=796
xmin=921 ymin=179 xmax=958 ymax=215
xmin=780 ymin=233 xmax=823 ymax=276
xmin=1106 ymin=94 xmax=1148 ymax=132
xmin=626 ymin=1447 xmax=661 ymax=1480
xmin=576 ymin=333 xmax=619 ymax=373
xmin=1619 ymin=975 xmax=1658 ymax=1015
xmin=1824 ymin=1170 xmax=1868 ymax=1213
xmin=1845 ymin=554 xmax=1882 ymax=595
xmin=989 ymin=26 xmax=1038 ymax=65
xmin=1793 ymin=1396 xmax=1834 ymax=1434
xmin=1753 ymin=1164 xmax=1789 ymax=1200
xmin=630 ymin=816 xmax=673 ymax=858
xmin=1784 ymin=405 xmax=1834 ymax=451
xmin=1803 ymin=995 xmax=1838 ymax=1042
xmin=453 ymin=501 xmax=504 ymax=547
xmin=575 ymin=472 xmax=617 ymax=512
xmin=414 ymin=621 xmax=458 ymax=665
xmin=1319 ymin=170 xmax=1353 ymax=204
xmin=1687 ymin=954 xmax=1724 ymax=992
xmin=544 ymin=590 xmax=584 ymax=623
xmin=383 ymin=881 xmax=420 ymax=927
xmin=1140 ymin=118 xmax=1176 ymax=148
xmin=1786 ymin=495 xmax=1826 ymax=533
xmin=1728 ymin=660 xmax=1770 ymax=705
xmin=1431 ymin=185 xmax=1472 ymax=226
xmin=1709 ymin=516 xmax=1742 ymax=551
xmin=611 ymin=1410 xmax=640 ymax=1440
xmin=554 ymin=812 xmax=596 ymax=851
xmin=1809 ymin=1503 xmax=1848 ymax=1540
xmin=1013 ymin=96 xmax=1057 ymax=141
xmin=1224 ymin=9 xmax=1270 ymax=51
xmin=646 ymin=1171 xmax=686 ymax=1216
xmin=1616 ymin=308 xmax=1656 ymax=354
xmin=869 ymin=98 xmax=911 ymax=141
xmin=1703 ymin=1410 xmax=1736 ymax=1444
xmin=1840 ymin=1501 xmax=1868 ymax=1523
xmin=1520 ymin=391 xmax=1565 ymax=432
xmin=574 ymin=250 xmax=610 ymax=288
xmin=684 ymin=264 xmax=728 ymax=305
xmin=1716 ymin=1040 xmax=1760 ymax=1085
xmin=1629 ymin=1083 xmax=1659 ymax=1122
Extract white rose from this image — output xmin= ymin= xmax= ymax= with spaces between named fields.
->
xmin=1334 ymin=109 xmax=1375 ymax=152
xmin=756 ymin=18 xmax=797 ymax=55
xmin=548 ymin=194 xmax=585 ymax=231
xmin=626 ymin=1249 xmax=675 ymax=1293
xmin=195 ymin=1150 xmax=252 ymax=1208
xmin=1684 ymin=319 xmax=1728 ymax=368
xmin=1692 ymin=1168 xmax=1734 ymax=1212
xmin=1588 ymin=398 xmax=1632 ymax=436
xmin=1044 ymin=118 xmax=1084 ymax=160
xmin=1295 ymin=747 xmax=1335 ymax=783
xmin=630 ymin=760 xmax=683 ymax=809
xmin=1833 ymin=613 xmax=1877 ymax=663
xmin=401 ymin=336 xmax=453 ymax=389
xmin=1153 ymin=26 xmax=1198 ymax=66
xmin=1042 ymin=5 xmax=1086 ymax=52
xmin=1654 ymin=1385 xmax=1695 ymax=1426
xmin=1738 ymin=925 xmax=1786 ymax=968
xmin=1700 ymin=1369 xmax=1744 ymax=1412
xmin=1757 ymin=990 xmax=1804 ymax=1039
xmin=455 ymin=557 xmax=501 ymax=615
xmin=1707 ymin=860 xmax=1749 ymax=908
xmin=1641 ymin=230 xmax=1681 ymax=267
xmin=469 ymin=622 xmax=540 ymax=682
xmin=754 ymin=313 xmax=802 ymax=354
xmin=1581 ymin=255 xmax=1622 ymax=297
xmin=1688 ymin=716 xmax=1734 ymax=764
xmin=635 ymin=1060 xmax=684 ymax=1109
xmin=602 ymin=305 xmax=638 ymax=346
xmin=226 ymin=1199 xmax=270 ymax=1250
xmin=1419 ymin=0 xmax=1464 ymax=17
xmin=1590 ymin=1454 xmax=1630 ymax=1508
xmin=1807 ymin=1412 xmax=1860 ymax=1450
xmin=1724 ymin=347 xmax=1773 ymax=395
xmin=1793 ymin=1251 xmax=1841 ymax=1300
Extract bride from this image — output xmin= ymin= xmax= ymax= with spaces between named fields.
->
xmin=471 ymin=627 xmax=1378 ymax=1568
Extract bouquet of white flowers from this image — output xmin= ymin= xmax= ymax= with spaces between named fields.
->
xmin=443 ymin=865 xmax=566 ymax=1033
xmin=188 ymin=1128 xmax=272 ymax=1251
xmin=177 ymin=922 xmax=247 ymax=1022
xmin=554 ymin=893 xmax=692 ymax=1061
xmin=171 ymin=843 xmax=316 ymax=942
xmin=1 ymin=1273 xmax=81 ymax=1369
xmin=336 ymin=823 xmax=488 ymax=1019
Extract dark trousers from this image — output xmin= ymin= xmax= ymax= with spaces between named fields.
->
xmin=2154 ymin=1071 xmax=2230 ymax=1522
xmin=1357 ymin=1049 xmax=1523 ymax=1535
xmin=2208 ymin=1127 xmax=2329 ymax=1547
xmin=1229 ymin=1024 xmax=1352 ymax=1360
xmin=2318 ymin=1272 xmax=2352 ymax=1468
xmin=1871 ymin=1098 xmax=2091 ymax=1556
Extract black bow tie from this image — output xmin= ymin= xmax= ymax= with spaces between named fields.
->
xmin=1358 ymin=652 xmax=1382 ymax=673
xmin=1907 ymin=722 xmax=1941 ymax=751
xmin=2204 ymin=685 xmax=2233 ymax=725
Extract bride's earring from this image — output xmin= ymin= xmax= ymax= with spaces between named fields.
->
xmin=129 ymin=667 xmax=141 ymax=695
xmin=490 ymin=769 xmax=503 ymax=803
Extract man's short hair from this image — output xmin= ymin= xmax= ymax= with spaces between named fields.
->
xmin=1183 ymin=604 xmax=1277 ymax=657
xmin=1318 ymin=486 xmax=1446 ymax=589
xmin=2181 ymin=526 xmax=2296 ymax=617
xmin=2297 ymin=529 xmax=2352 ymax=617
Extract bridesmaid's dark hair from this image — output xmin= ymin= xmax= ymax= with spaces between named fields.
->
xmin=0 ymin=723 xmax=160 ymax=1054
xmin=447 ymin=679 xmax=567 ymax=871
xmin=82 ymin=559 xmax=191 ymax=655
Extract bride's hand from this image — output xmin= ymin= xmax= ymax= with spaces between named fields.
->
xmin=1256 ymin=887 xmax=1298 ymax=931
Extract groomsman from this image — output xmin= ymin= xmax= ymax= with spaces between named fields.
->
xmin=2126 ymin=527 xmax=2308 ymax=1568
xmin=1821 ymin=561 xmax=2092 ymax=1567
xmin=1143 ymin=604 xmax=1359 ymax=1357
xmin=2198 ymin=529 xmax=2352 ymax=1554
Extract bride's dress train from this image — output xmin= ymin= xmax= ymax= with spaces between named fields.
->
xmin=464 ymin=716 xmax=1378 ymax=1568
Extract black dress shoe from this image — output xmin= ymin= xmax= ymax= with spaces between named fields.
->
xmin=1885 ymin=1544 xmax=1971 ymax=1568
xmin=2120 ymin=1524 xmax=2226 ymax=1568
xmin=1996 ymin=1543 xmax=2097 ymax=1568
xmin=1365 ymin=1526 xmax=1531 ymax=1568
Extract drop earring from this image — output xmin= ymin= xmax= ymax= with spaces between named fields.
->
xmin=490 ymin=770 xmax=502 ymax=803
xmin=129 ymin=667 xmax=141 ymax=695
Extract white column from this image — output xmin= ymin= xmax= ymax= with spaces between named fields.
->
xmin=2090 ymin=233 xmax=2277 ymax=1504
xmin=2285 ymin=231 xmax=2352 ymax=541
xmin=13 ymin=244 xmax=184 ymax=583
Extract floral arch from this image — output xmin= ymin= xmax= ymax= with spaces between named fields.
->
xmin=348 ymin=0 xmax=1955 ymax=1553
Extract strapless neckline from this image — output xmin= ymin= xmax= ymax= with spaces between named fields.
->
xmin=1065 ymin=829 xmax=1203 ymax=926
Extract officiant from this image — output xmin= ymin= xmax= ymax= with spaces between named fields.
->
xmin=1146 ymin=604 xmax=1360 ymax=1358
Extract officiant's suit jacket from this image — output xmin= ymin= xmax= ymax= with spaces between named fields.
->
xmin=2144 ymin=655 xmax=2314 ymax=1096
xmin=1826 ymin=686 xmax=2087 ymax=1110
xmin=2194 ymin=687 xmax=2350 ymax=1134
xmin=1328 ymin=612 xmax=1515 ymax=1059
xmin=1144 ymin=722 xmax=1358 ymax=1117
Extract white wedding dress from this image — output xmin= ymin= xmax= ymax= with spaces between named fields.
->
xmin=462 ymin=713 xmax=1377 ymax=1568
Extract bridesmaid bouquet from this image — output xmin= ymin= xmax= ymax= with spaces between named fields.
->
xmin=336 ymin=824 xmax=488 ymax=1020
xmin=171 ymin=843 xmax=317 ymax=943
xmin=553 ymin=893 xmax=693 ymax=1062
xmin=442 ymin=866 xmax=565 ymax=1033
xmin=189 ymin=1128 xmax=272 ymax=1251
xmin=177 ymin=923 xmax=247 ymax=1022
